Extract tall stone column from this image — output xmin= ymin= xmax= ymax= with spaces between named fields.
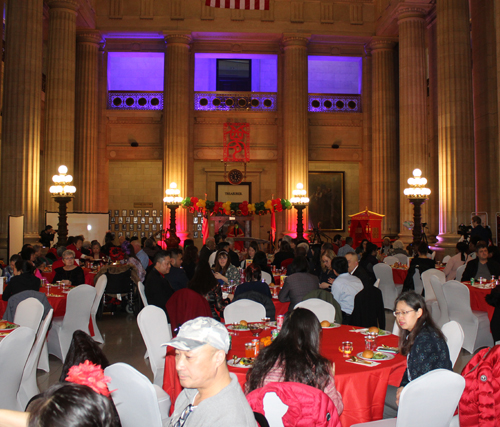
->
xmin=74 ymin=31 xmax=101 ymax=212
xmin=370 ymin=38 xmax=399 ymax=236
xmin=163 ymin=32 xmax=191 ymax=243
xmin=360 ymin=47 xmax=373 ymax=211
xmin=398 ymin=6 xmax=429 ymax=242
xmin=282 ymin=34 xmax=309 ymax=236
xmin=0 ymin=0 xmax=43 ymax=244
xmin=44 ymin=0 xmax=78 ymax=213
xmin=437 ymin=0 xmax=475 ymax=248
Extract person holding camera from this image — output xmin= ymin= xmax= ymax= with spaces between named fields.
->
xmin=470 ymin=216 xmax=492 ymax=245
xmin=39 ymin=225 xmax=56 ymax=247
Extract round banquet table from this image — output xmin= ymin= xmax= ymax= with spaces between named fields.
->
xmin=391 ymin=268 xmax=408 ymax=285
xmin=162 ymin=325 xmax=406 ymax=427
xmin=463 ymin=281 xmax=495 ymax=320
xmin=272 ymin=297 xmax=289 ymax=316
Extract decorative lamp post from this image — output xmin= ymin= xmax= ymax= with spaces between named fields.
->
xmin=163 ymin=182 xmax=183 ymax=245
xmin=404 ymin=169 xmax=431 ymax=252
xmin=49 ymin=165 xmax=76 ymax=247
xmin=290 ymin=183 xmax=310 ymax=240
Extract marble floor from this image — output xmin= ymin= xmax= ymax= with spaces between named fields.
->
xmin=36 ymin=309 xmax=474 ymax=393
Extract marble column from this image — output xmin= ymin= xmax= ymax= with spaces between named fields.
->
xmin=75 ymin=31 xmax=102 ymax=212
xmin=437 ymin=0 xmax=475 ymax=248
xmin=360 ymin=47 xmax=373 ymax=211
xmin=0 ymin=0 xmax=43 ymax=243
xmin=282 ymin=34 xmax=309 ymax=236
xmin=472 ymin=0 xmax=499 ymax=221
xmin=163 ymin=32 xmax=191 ymax=243
xmin=398 ymin=6 xmax=429 ymax=241
xmin=44 ymin=0 xmax=79 ymax=213
xmin=370 ymin=38 xmax=399 ymax=236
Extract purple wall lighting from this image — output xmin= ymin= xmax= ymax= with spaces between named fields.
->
xmin=107 ymin=52 xmax=165 ymax=91
xmin=308 ymin=56 xmax=362 ymax=95
xmin=194 ymin=53 xmax=278 ymax=92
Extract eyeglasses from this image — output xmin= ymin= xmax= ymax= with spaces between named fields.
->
xmin=63 ymin=257 xmax=75 ymax=260
xmin=393 ymin=309 xmax=415 ymax=318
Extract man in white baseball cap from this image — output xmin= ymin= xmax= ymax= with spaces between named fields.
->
xmin=164 ymin=317 xmax=256 ymax=427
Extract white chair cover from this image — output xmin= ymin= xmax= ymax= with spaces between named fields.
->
xmin=441 ymin=320 xmax=464 ymax=368
xmin=13 ymin=298 xmax=44 ymax=331
xmin=105 ymin=363 xmax=163 ymax=427
xmin=90 ymin=275 xmax=107 ymax=344
xmin=421 ymin=269 xmax=445 ymax=322
xmin=0 ymin=327 xmax=36 ymax=410
xmin=224 ymin=299 xmax=266 ymax=324
xmin=18 ymin=309 xmax=54 ymax=409
xmin=138 ymin=281 xmax=148 ymax=307
xmin=294 ymin=298 xmax=336 ymax=323
xmin=393 ymin=254 xmax=409 ymax=266
xmin=442 ymin=255 xmax=451 ymax=265
xmin=351 ymin=369 xmax=465 ymax=427
xmin=261 ymin=271 xmax=272 ymax=285
xmin=47 ymin=285 xmax=96 ymax=361
xmin=413 ymin=268 xmax=423 ymax=295
xmin=383 ymin=256 xmax=398 ymax=266
xmin=374 ymin=263 xmax=399 ymax=310
xmin=455 ymin=264 xmax=466 ymax=282
xmin=137 ymin=306 xmax=171 ymax=387
xmin=374 ymin=279 xmax=380 ymax=288
xmin=430 ymin=275 xmax=450 ymax=328
xmin=442 ymin=280 xmax=493 ymax=353
xmin=153 ymin=385 xmax=172 ymax=426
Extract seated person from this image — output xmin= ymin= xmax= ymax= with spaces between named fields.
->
xmin=384 ymin=291 xmax=452 ymax=418
xmin=392 ymin=240 xmax=409 ymax=256
xmin=318 ymin=249 xmax=336 ymax=290
xmin=213 ymin=250 xmax=240 ymax=285
xmin=271 ymin=241 xmax=294 ymax=267
xmin=2 ymin=254 xmax=22 ymax=283
xmin=53 ymin=250 xmax=86 ymax=287
xmin=462 ymin=241 xmax=500 ymax=281
xmin=67 ymin=236 xmax=86 ymax=259
xmin=165 ymin=317 xmax=256 ymax=427
xmin=402 ymin=242 xmax=435 ymax=292
xmin=90 ymin=240 xmax=105 ymax=260
xmin=144 ymin=251 xmax=174 ymax=319
xmin=330 ymin=256 xmax=363 ymax=324
xmin=443 ymin=241 xmax=470 ymax=281
xmin=359 ymin=242 xmax=379 ymax=284
xmin=166 ymin=248 xmax=189 ymax=291
xmin=252 ymin=250 xmax=273 ymax=277
xmin=337 ymin=236 xmax=354 ymax=257
xmin=2 ymin=259 xmax=41 ymax=301
xmin=246 ymin=308 xmax=343 ymax=415
xmin=234 ymin=264 xmax=272 ymax=299
xmin=379 ymin=237 xmax=393 ymax=256
xmin=278 ymin=256 xmax=319 ymax=312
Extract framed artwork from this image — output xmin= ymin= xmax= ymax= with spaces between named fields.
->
xmin=159 ymin=224 xmax=163 ymax=230
xmin=216 ymin=181 xmax=251 ymax=203
xmin=126 ymin=217 xmax=131 ymax=223
xmin=155 ymin=232 xmax=161 ymax=239
xmin=152 ymin=224 xmax=157 ymax=231
xmin=129 ymin=210 xmax=134 ymax=216
xmin=194 ymin=231 xmax=199 ymax=239
xmin=148 ymin=217 xmax=153 ymax=224
xmin=133 ymin=217 xmax=138 ymax=224
xmin=114 ymin=224 xmax=119 ymax=231
xmin=197 ymin=211 xmax=202 ymax=217
xmin=145 ymin=210 xmax=150 ymax=216
xmin=110 ymin=217 xmax=115 ymax=223
xmin=160 ymin=210 xmax=163 ymax=216
xmin=197 ymin=224 xmax=202 ymax=231
xmin=114 ymin=210 xmax=119 ymax=216
xmin=156 ymin=217 xmax=161 ymax=224
xmin=129 ymin=224 xmax=134 ymax=231
xmin=118 ymin=232 xmax=123 ymax=237
xmin=200 ymin=217 xmax=204 ymax=224
xmin=140 ymin=232 xmax=145 ymax=238
xmin=137 ymin=224 xmax=142 ymax=231
xmin=308 ymin=171 xmax=345 ymax=231
xmin=141 ymin=217 xmax=146 ymax=224
xmin=193 ymin=217 xmax=198 ymax=224
xmin=125 ymin=231 xmax=130 ymax=237
xmin=149 ymin=232 xmax=154 ymax=237
xmin=122 ymin=210 xmax=127 ymax=217
xmin=133 ymin=231 xmax=138 ymax=237
xmin=118 ymin=217 xmax=123 ymax=224
xmin=145 ymin=224 xmax=150 ymax=230
xmin=137 ymin=210 xmax=142 ymax=216
xmin=152 ymin=210 xmax=157 ymax=216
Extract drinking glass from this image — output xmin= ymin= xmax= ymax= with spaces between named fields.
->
xmin=339 ymin=341 xmax=353 ymax=358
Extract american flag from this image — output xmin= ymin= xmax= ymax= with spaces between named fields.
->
xmin=205 ymin=0 xmax=270 ymax=10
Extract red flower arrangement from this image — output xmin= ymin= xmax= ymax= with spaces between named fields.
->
xmin=109 ymin=247 xmax=124 ymax=262
xmin=66 ymin=360 xmax=112 ymax=397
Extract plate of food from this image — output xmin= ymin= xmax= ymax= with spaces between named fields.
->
xmin=357 ymin=350 xmax=395 ymax=361
xmin=0 ymin=321 xmax=19 ymax=333
xmin=228 ymin=357 xmax=254 ymax=368
xmin=320 ymin=321 xmax=341 ymax=329
xmin=353 ymin=327 xmax=392 ymax=336
xmin=227 ymin=321 xmax=250 ymax=331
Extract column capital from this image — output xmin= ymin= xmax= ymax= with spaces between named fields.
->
xmin=162 ymin=31 xmax=192 ymax=45
xmin=282 ymin=33 xmax=310 ymax=48
xmin=76 ymin=30 xmax=102 ymax=45
xmin=47 ymin=0 xmax=79 ymax=12
xmin=397 ymin=4 xmax=431 ymax=23
xmin=368 ymin=37 xmax=397 ymax=52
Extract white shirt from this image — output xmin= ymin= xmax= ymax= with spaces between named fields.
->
xmin=331 ymin=272 xmax=363 ymax=315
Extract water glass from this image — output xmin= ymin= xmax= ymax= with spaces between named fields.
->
xmin=365 ymin=332 xmax=378 ymax=351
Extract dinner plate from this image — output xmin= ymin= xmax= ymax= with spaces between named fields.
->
xmin=352 ymin=328 xmax=392 ymax=336
xmin=357 ymin=351 xmax=395 ymax=361
xmin=227 ymin=358 xmax=254 ymax=368
xmin=227 ymin=325 xmax=250 ymax=331
xmin=322 ymin=323 xmax=341 ymax=329
xmin=471 ymin=283 xmax=494 ymax=289
xmin=0 ymin=322 xmax=19 ymax=333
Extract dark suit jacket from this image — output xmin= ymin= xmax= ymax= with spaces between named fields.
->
xmin=165 ymin=266 xmax=189 ymax=291
xmin=352 ymin=265 xmax=375 ymax=288
xmin=2 ymin=273 xmax=41 ymax=301
xmin=144 ymin=268 xmax=174 ymax=320
xmin=403 ymin=257 xmax=435 ymax=292
xmin=228 ymin=249 xmax=240 ymax=268
xmin=278 ymin=272 xmax=319 ymax=312
xmin=351 ymin=286 xmax=386 ymax=329
xmin=199 ymin=245 xmax=213 ymax=264
xmin=462 ymin=258 xmax=500 ymax=282
xmin=271 ymin=251 xmax=294 ymax=267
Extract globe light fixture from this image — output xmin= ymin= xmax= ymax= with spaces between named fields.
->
xmin=291 ymin=183 xmax=309 ymax=240
xmin=49 ymin=165 xmax=76 ymax=246
xmin=404 ymin=169 xmax=431 ymax=252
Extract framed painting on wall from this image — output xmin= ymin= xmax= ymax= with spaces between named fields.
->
xmin=308 ymin=172 xmax=344 ymax=231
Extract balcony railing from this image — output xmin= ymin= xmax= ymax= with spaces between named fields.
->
xmin=108 ymin=91 xmax=163 ymax=110
xmin=308 ymin=94 xmax=361 ymax=113
xmin=194 ymin=92 xmax=277 ymax=112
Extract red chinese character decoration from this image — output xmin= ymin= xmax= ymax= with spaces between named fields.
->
xmin=223 ymin=123 xmax=250 ymax=162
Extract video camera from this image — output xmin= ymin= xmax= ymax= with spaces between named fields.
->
xmin=458 ymin=224 xmax=472 ymax=242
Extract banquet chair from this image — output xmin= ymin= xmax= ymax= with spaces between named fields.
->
xmin=224 ymin=299 xmax=266 ymax=324
xmin=105 ymin=363 xmax=167 ymax=427
xmin=413 ymin=268 xmax=424 ymax=295
xmin=303 ymin=289 xmax=342 ymax=324
xmin=281 ymin=258 xmax=293 ymax=269
xmin=138 ymin=281 xmax=148 ymax=307
xmin=455 ymin=264 xmax=466 ymax=282
xmin=233 ymin=291 xmax=276 ymax=321
xmin=18 ymin=309 xmax=54 ymax=409
xmin=421 ymin=269 xmax=445 ymax=322
xmin=374 ymin=278 xmax=380 ymax=288
xmin=442 ymin=280 xmax=493 ymax=353
xmin=90 ymin=275 xmax=107 ymax=344
xmin=137 ymin=305 xmax=171 ymax=387
xmin=393 ymin=254 xmax=409 ymax=266
xmin=166 ymin=288 xmax=212 ymax=334
xmin=0 ymin=327 xmax=36 ymax=411
xmin=261 ymin=271 xmax=272 ymax=285
xmin=294 ymin=298 xmax=336 ymax=323
xmin=351 ymin=369 xmax=465 ymax=427
xmin=442 ymin=255 xmax=451 ymax=265
xmin=441 ymin=320 xmax=464 ymax=368
xmin=47 ymin=285 xmax=96 ymax=361
xmin=383 ymin=256 xmax=398 ymax=266
xmin=373 ymin=263 xmax=401 ymax=310
xmin=430 ymin=275 xmax=450 ymax=328
xmin=4 ymin=290 xmax=52 ymax=323
xmin=13 ymin=298 xmax=44 ymax=331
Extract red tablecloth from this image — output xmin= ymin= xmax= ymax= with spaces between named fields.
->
xmin=42 ymin=268 xmax=96 ymax=286
xmin=463 ymin=282 xmax=495 ymax=321
xmin=272 ymin=297 xmax=289 ymax=316
xmin=163 ymin=325 xmax=406 ymax=426
xmin=392 ymin=268 xmax=408 ymax=285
